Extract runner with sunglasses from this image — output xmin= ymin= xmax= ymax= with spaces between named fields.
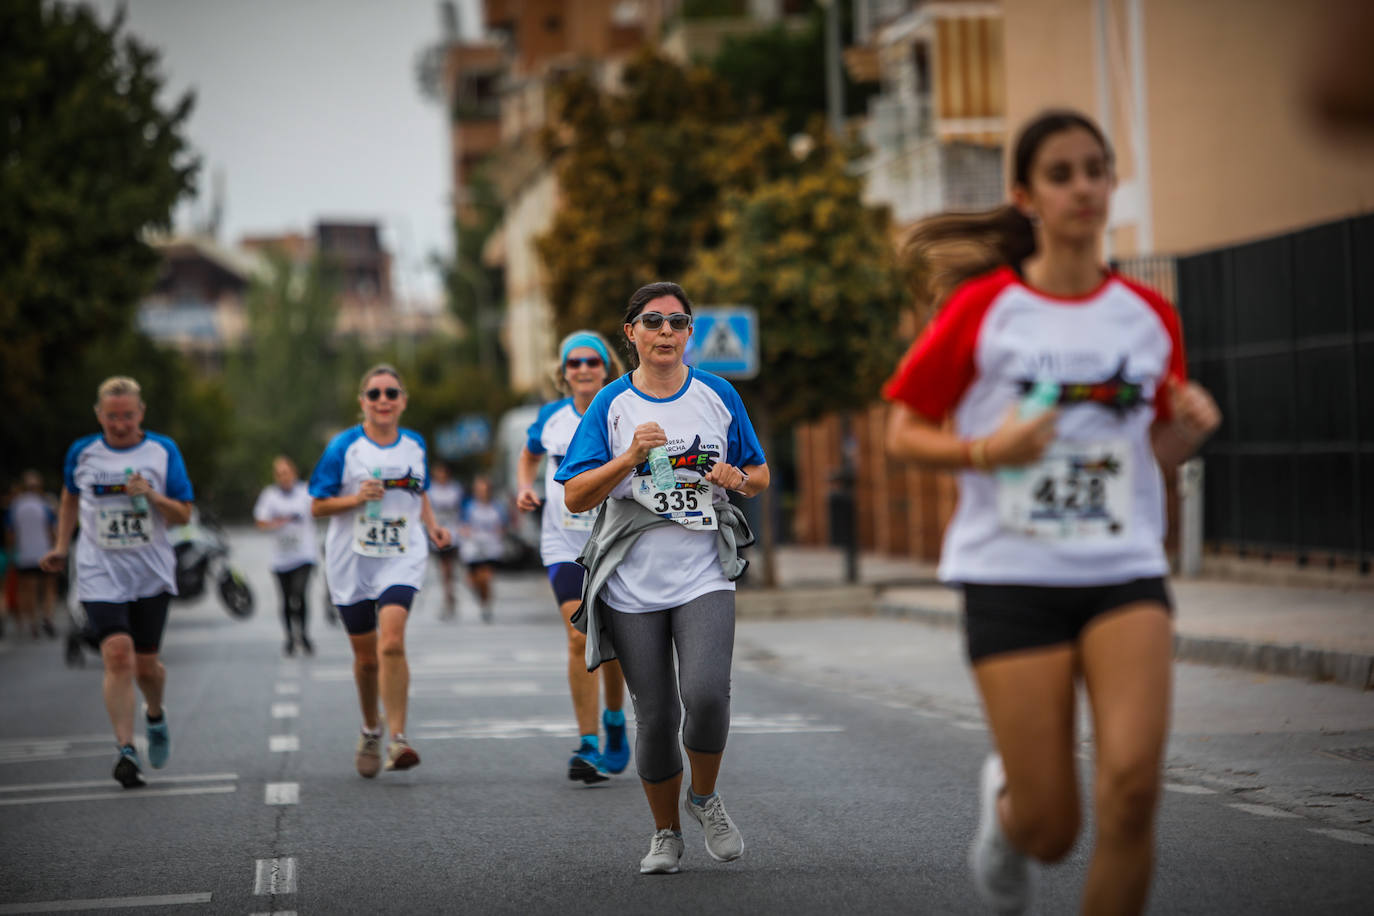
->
xmin=40 ymin=376 xmax=194 ymax=788
xmin=884 ymin=110 xmax=1220 ymax=914
xmin=309 ymin=364 xmax=452 ymax=777
xmin=557 ymin=282 xmax=769 ymax=875
xmin=516 ymin=330 xmax=631 ymax=784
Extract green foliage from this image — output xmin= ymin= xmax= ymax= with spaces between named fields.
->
xmin=217 ymin=255 xmax=342 ymax=512
xmin=709 ymin=4 xmax=878 ymax=136
xmin=0 ymin=1 xmax=198 ymax=487
xmin=536 ymin=50 xmax=801 ymax=351
xmin=685 ymin=131 xmax=908 ymax=428
xmin=443 ymin=168 xmax=507 ymax=374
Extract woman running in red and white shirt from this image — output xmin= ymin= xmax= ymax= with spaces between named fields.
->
xmin=884 ymin=110 xmax=1220 ymax=916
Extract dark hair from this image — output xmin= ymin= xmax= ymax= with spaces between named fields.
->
xmin=902 ymin=109 xmax=1114 ymax=313
xmin=623 ymin=281 xmax=693 ymax=325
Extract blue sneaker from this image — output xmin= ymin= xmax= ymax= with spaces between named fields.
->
xmin=113 ymin=745 xmax=145 ymax=789
xmin=602 ymin=709 xmax=630 ymax=775
xmin=146 ymin=712 xmax=170 ymax=769
xmin=568 ymin=739 xmax=609 ymax=784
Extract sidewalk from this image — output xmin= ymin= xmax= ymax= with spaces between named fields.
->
xmin=744 ymin=546 xmax=1374 ymax=690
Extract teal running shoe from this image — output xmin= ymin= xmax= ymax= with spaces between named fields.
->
xmin=568 ymin=739 xmax=609 ymax=784
xmin=113 ymin=745 xmax=145 ymax=789
xmin=146 ymin=713 xmax=171 ymax=769
xmin=602 ymin=709 xmax=630 ymax=775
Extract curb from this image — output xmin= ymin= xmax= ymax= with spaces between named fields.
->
xmin=873 ymin=599 xmax=1374 ymax=691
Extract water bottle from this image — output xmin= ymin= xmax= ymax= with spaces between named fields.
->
xmin=365 ymin=469 xmax=383 ymax=519
xmin=997 ymin=380 xmax=1060 ymax=482
xmin=647 ymin=446 xmax=677 ymax=491
xmin=125 ymin=468 xmax=149 ymax=514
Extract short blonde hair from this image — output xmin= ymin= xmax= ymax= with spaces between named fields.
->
xmin=95 ymin=376 xmax=142 ymax=407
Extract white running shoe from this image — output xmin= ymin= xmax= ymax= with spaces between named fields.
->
xmin=639 ymin=828 xmax=684 ymax=875
xmin=682 ymin=792 xmax=745 ymax=862
xmin=969 ymin=754 xmax=1030 ymax=914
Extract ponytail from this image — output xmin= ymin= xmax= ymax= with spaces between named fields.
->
xmin=903 ymin=109 xmax=1112 ymax=316
xmin=901 ymin=205 xmax=1035 ymax=316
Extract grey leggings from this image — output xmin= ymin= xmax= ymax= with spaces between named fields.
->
xmin=604 ymin=590 xmax=735 ymax=783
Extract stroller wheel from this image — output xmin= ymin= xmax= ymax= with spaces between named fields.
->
xmin=219 ymin=569 xmax=255 ymax=619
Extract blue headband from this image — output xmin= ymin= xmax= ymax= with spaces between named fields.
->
xmin=561 ymin=332 xmax=611 ymax=368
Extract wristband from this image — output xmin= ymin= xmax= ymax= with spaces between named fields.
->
xmin=734 ymin=470 xmax=750 ymax=493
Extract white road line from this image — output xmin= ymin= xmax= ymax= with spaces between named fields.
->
xmin=0 ymin=749 xmax=120 ymax=765
xmin=1229 ymin=803 xmax=1301 ymax=818
xmin=0 ymin=892 xmax=212 ymax=913
xmin=264 ymin=782 xmax=299 ymax=805
xmin=269 ymin=736 xmax=299 ymax=752
xmin=274 ymin=682 xmax=300 ymax=695
xmin=416 ymin=713 xmax=841 ymax=740
xmin=953 ymin=721 xmax=985 ymax=731
xmin=1164 ymin=783 xmax=1216 ymax=795
xmin=254 ymin=857 xmax=298 ymax=895
xmin=0 ymin=785 xmax=236 ymax=807
xmin=270 ymin=703 xmax=300 ymax=719
xmin=0 ymin=734 xmax=112 ymax=747
xmin=0 ymin=773 xmax=238 ymax=794
xmin=1309 ymin=828 xmax=1374 ymax=845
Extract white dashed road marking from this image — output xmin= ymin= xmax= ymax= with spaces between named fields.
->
xmin=0 ymin=892 xmax=213 ymax=913
xmin=254 ymin=857 xmax=298 ymax=895
xmin=269 ymin=735 xmax=299 ymax=752
xmin=0 ymin=785 xmax=237 ymax=807
xmin=416 ymin=713 xmax=841 ymax=740
xmin=274 ymin=682 xmax=300 ymax=695
xmin=1309 ymin=828 xmax=1374 ymax=845
xmin=1164 ymin=783 xmax=1216 ymax=795
xmin=270 ymin=703 xmax=300 ymax=719
xmin=264 ymin=783 xmax=299 ymax=805
xmin=1229 ymin=803 xmax=1301 ymax=818
xmin=0 ymin=773 xmax=237 ymax=794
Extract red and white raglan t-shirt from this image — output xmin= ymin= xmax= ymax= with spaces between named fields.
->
xmin=883 ymin=266 xmax=1186 ymax=586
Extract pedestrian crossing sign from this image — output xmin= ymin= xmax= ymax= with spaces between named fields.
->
xmin=686 ymin=306 xmax=759 ymax=379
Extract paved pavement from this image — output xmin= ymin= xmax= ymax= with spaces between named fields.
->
xmin=0 ymin=531 xmax=1370 ymax=915
xmin=753 ymin=546 xmax=1374 ymax=689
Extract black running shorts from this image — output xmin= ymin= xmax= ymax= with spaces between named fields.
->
xmin=962 ymin=577 xmax=1172 ymax=663
xmin=82 ymin=593 xmax=173 ymax=654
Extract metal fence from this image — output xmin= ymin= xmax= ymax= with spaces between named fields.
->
xmin=1165 ymin=214 xmax=1374 ymax=572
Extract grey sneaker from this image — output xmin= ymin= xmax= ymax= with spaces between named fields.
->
xmin=639 ymin=828 xmax=684 ymax=875
xmin=969 ymin=754 xmax=1029 ymax=913
xmin=355 ymin=731 xmax=382 ymax=778
xmin=682 ymin=792 xmax=744 ymax=862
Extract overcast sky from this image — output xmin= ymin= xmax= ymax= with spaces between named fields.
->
xmin=82 ymin=0 xmax=485 ymax=307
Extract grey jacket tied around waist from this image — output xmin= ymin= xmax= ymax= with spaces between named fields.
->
xmin=570 ymin=496 xmax=755 ymax=672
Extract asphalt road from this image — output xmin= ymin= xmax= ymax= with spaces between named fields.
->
xmin=0 ymin=528 xmax=1370 ymax=915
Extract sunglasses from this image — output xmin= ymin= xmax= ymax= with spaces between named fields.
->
xmin=633 ymin=311 xmax=692 ymax=332
xmin=364 ymin=387 xmax=402 ymax=401
xmin=565 ymin=356 xmax=604 ymax=369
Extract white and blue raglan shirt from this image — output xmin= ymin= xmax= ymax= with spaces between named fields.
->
xmin=252 ymin=482 xmax=318 ymax=573
xmin=526 ymin=397 xmax=601 ymax=566
xmin=64 ymin=432 xmax=194 ymax=603
xmin=308 ymin=426 xmax=429 ymax=606
xmin=555 ymin=368 xmax=765 ymax=613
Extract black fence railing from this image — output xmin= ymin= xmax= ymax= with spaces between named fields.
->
xmin=1161 ymin=214 xmax=1374 ymax=572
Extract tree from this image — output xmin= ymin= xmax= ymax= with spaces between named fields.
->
xmin=0 ymin=1 xmax=198 ymax=484
xmin=708 ymin=3 xmax=879 ymax=136
xmin=685 ymin=129 xmax=909 ymax=582
xmin=218 ymin=254 xmax=342 ymax=512
xmin=535 ymin=50 xmax=800 ymax=348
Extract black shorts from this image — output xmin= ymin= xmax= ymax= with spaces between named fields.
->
xmin=336 ymin=585 xmax=417 ymax=635
xmin=546 ymin=562 xmax=584 ymax=605
xmin=466 ymin=559 xmax=497 ymax=573
xmin=962 ymin=577 xmax=1172 ymax=663
xmin=82 ymin=593 xmax=173 ymax=654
